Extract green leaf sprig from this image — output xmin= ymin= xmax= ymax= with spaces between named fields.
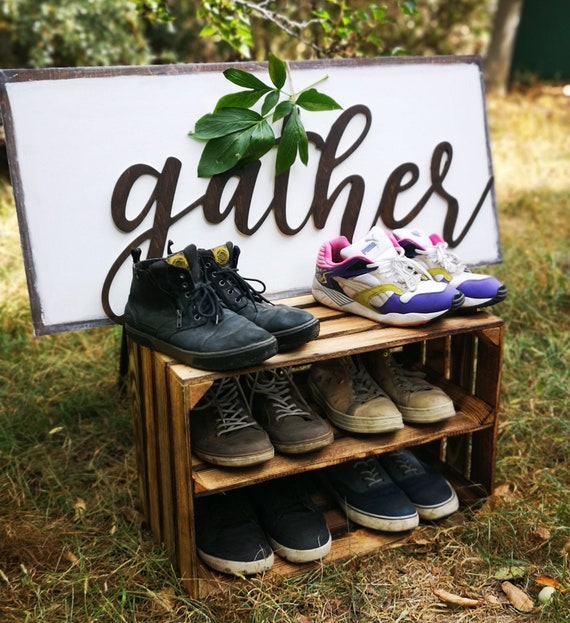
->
xmin=189 ymin=53 xmax=342 ymax=178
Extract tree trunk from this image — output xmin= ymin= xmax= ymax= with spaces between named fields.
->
xmin=484 ymin=0 xmax=524 ymax=94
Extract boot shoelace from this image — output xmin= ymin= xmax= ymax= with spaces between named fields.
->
xmin=176 ymin=271 xmax=223 ymax=325
xmin=205 ymin=260 xmax=272 ymax=309
xmin=196 ymin=378 xmax=257 ymax=436
xmin=252 ymin=369 xmax=314 ymax=422
xmin=348 ymin=356 xmax=391 ymax=404
xmin=387 ymin=356 xmax=433 ymax=394
xmin=353 ymin=458 xmax=386 ymax=488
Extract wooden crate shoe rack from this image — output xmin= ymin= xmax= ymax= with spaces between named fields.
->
xmin=126 ymin=295 xmax=504 ymax=598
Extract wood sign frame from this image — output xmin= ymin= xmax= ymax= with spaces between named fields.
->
xmin=0 ymin=55 xmax=500 ymax=336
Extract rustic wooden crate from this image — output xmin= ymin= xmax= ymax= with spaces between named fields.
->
xmin=126 ymin=296 xmax=504 ymax=598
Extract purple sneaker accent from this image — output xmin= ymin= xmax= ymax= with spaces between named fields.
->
xmin=393 ymin=228 xmax=508 ymax=308
xmin=312 ymin=227 xmax=462 ymax=326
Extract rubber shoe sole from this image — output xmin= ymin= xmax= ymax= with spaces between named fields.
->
xmin=308 ymin=377 xmax=404 ymax=434
xmin=267 ymin=533 xmax=331 ymax=563
xmin=125 ymin=324 xmax=278 ymax=371
xmin=312 ymin=280 xmax=453 ymax=327
xmin=272 ymin=316 xmax=320 ymax=350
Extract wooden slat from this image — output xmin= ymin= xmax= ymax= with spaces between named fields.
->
xmin=192 ymin=411 xmax=493 ymax=494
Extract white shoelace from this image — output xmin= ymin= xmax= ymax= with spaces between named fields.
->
xmin=420 ymin=241 xmax=465 ymax=274
xmin=370 ymin=247 xmax=433 ymax=290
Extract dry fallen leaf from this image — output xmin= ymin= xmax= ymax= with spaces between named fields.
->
xmin=493 ymin=565 xmax=528 ymax=580
xmin=432 ymin=587 xmax=480 ymax=608
xmin=536 ymin=575 xmax=567 ymax=592
xmin=150 ymin=588 xmax=176 ymax=615
xmin=561 ymin=540 xmax=570 ymax=555
xmin=73 ymin=497 xmax=87 ymax=521
xmin=63 ymin=550 xmax=80 ymax=565
xmin=120 ymin=506 xmax=146 ymax=529
xmin=532 ymin=526 xmax=551 ymax=540
xmin=501 ymin=581 xmax=534 ymax=612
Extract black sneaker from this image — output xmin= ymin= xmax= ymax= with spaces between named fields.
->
xmin=124 ymin=244 xmax=277 ymax=371
xmin=191 ymin=377 xmax=274 ymax=467
xmin=323 ymin=456 xmax=418 ymax=532
xmin=194 ymin=490 xmax=274 ymax=575
xmin=199 ymin=242 xmax=320 ymax=350
xmin=244 ymin=368 xmax=334 ymax=454
xmin=378 ymin=448 xmax=459 ymax=520
xmin=250 ymin=476 xmax=331 ymax=563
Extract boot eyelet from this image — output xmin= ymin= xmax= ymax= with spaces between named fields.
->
xmin=193 ymin=314 xmax=201 ymax=320
xmin=228 ymin=289 xmax=233 ymax=295
xmin=185 ymin=292 xmax=191 ymax=298
xmin=219 ymin=279 xmax=225 ymax=286
xmin=181 ymin=282 xmax=189 ymax=289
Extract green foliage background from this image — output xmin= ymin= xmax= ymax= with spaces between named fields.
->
xmin=0 ymin=0 xmax=495 ymax=68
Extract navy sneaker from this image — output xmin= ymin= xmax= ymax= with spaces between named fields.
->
xmin=250 ymin=476 xmax=331 ymax=563
xmin=194 ymin=490 xmax=274 ymax=575
xmin=323 ymin=456 xmax=418 ymax=532
xmin=378 ymin=448 xmax=459 ymax=520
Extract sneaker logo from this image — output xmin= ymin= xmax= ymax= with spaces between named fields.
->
xmin=212 ymin=245 xmax=230 ymax=266
xmin=166 ymin=252 xmax=189 ymax=269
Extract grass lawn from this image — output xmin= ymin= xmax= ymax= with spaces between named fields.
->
xmin=0 ymin=83 xmax=569 ymax=622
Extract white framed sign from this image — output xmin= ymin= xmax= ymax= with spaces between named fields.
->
xmin=0 ymin=56 xmax=500 ymax=335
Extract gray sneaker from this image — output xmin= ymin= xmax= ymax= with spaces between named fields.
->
xmin=364 ymin=350 xmax=455 ymax=424
xmin=307 ymin=355 xmax=404 ymax=433
xmin=244 ymin=368 xmax=334 ymax=454
xmin=191 ymin=377 xmax=274 ymax=467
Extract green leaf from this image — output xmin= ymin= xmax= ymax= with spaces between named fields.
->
xmin=276 ymin=109 xmax=308 ymax=175
xmin=223 ymin=68 xmax=271 ymax=92
xmin=239 ymin=121 xmax=276 ymax=165
xmin=214 ymin=89 xmax=267 ymax=110
xmin=296 ymin=88 xmax=342 ymax=112
xmin=400 ymin=0 xmax=417 ymax=16
xmin=268 ymin=53 xmax=287 ymax=89
xmin=197 ymin=130 xmax=252 ymax=177
xmin=261 ymin=90 xmax=280 ymax=116
xmin=273 ymin=100 xmax=294 ymax=122
xmin=190 ymin=108 xmax=262 ymax=140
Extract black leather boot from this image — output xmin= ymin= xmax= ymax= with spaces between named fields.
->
xmin=123 ymin=244 xmax=278 ymax=371
xmin=198 ymin=242 xmax=320 ymax=350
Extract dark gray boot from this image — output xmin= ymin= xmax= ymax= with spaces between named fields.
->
xmin=124 ymin=244 xmax=278 ymax=371
xmin=198 ymin=242 xmax=320 ymax=350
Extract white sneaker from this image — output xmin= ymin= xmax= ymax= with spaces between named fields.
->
xmin=312 ymin=227 xmax=464 ymax=326
xmin=392 ymin=228 xmax=508 ymax=308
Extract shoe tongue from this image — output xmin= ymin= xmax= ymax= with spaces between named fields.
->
xmin=209 ymin=242 xmax=234 ymax=267
xmin=393 ymin=227 xmax=432 ymax=250
xmin=340 ymin=226 xmax=397 ymax=262
xmin=165 ymin=244 xmax=203 ymax=282
xmin=166 ymin=250 xmax=190 ymax=269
